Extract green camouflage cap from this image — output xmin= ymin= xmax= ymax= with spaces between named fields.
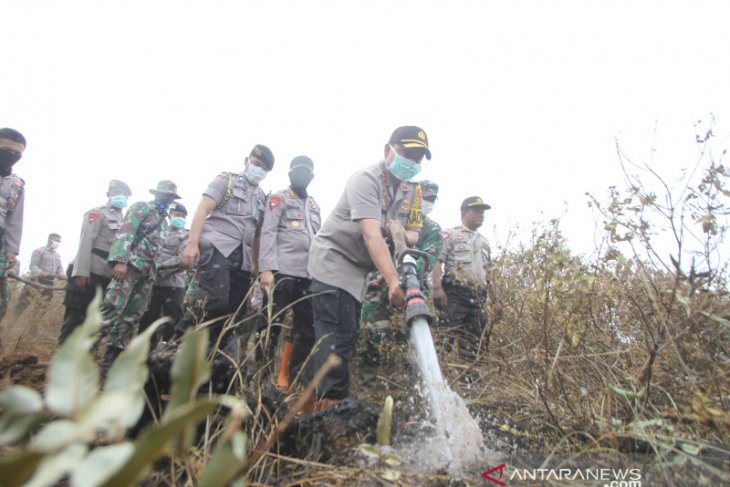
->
xmin=419 ymin=180 xmax=439 ymax=199
xmin=149 ymin=180 xmax=181 ymax=199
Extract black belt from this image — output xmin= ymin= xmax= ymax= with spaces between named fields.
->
xmin=91 ymin=248 xmax=110 ymax=259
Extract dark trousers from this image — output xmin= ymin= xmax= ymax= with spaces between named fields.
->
xmin=256 ymin=274 xmax=314 ymax=383
xmin=310 ymin=279 xmax=361 ymax=400
xmin=139 ymin=285 xmax=185 ymax=341
xmin=177 ymin=245 xmax=251 ymax=346
xmin=59 ymin=272 xmax=111 ymax=344
xmin=440 ymin=281 xmax=488 ymax=362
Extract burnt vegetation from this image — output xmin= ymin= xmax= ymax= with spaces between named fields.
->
xmin=1 ymin=120 xmax=729 ymax=485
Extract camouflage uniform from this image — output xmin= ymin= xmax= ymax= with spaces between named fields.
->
xmin=138 ymin=224 xmax=189 ymax=342
xmin=0 ymin=174 xmax=25 ymax=322
xmin=102 ymin=183 xmax=178 ymax=356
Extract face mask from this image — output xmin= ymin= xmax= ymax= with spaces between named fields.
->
xmin=154 ymin=196 xmax=175 ymax=212
xmin=51 ymin=241 xmax=61 ymax=250
xmin=289 ymin=168 xmax=314 ymax=191
xmin=170 ymin=216 xmax=186 ymax=229
xmin=387 ymin=145 xmax=421 ymax=181
xmin=421 ymin=200 xmax=435 ymax=215
xmin=246 ymin=164 xmax=268 ymax=185
xmin=0 ymin=149 xmax=21 ymax=177
xmin=110 ymin=194 xmax=128 ymax=209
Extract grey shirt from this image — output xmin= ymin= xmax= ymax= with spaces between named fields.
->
xmin=30 ymin=246 xmax=64 ymax=277
xmin=155 ymin=228 xmax=189 ymax=288
xmin=0 ymin=174 xmax=25 ymax=255
xmin=200 ymin=171 xmax=266 ymax=272
xmin=308 ymin=161 xmax=423 ymax=301
xmin=259 ymin=187 xmax=321 ymax=278
xmin=439 ymin=225 xmax=492 ymax=288
xmin=72 ymin=204 xmax=124 ymax=279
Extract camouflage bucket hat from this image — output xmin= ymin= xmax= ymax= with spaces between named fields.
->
xmin=420 ymin=180 xmax=439 ymax=199
xmin=149 ymin=180 xmax=181 ymax=199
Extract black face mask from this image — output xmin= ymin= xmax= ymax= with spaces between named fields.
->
xmin=153 ymin=195 xmax=175 ymax=213
xmin=289 ymin=169 xmax=314 ymax=193
xmin=0 ymin=149 xmax=21 ymax=177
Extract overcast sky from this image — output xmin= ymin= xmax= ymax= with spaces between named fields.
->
xmin=3 ymin=0 xmax=729 ymax=272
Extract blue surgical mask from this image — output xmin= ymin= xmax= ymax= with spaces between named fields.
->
xmin=110 ymin=194 xmax=128 ymax=208
xmin=421 ymin=200 xmax=435 ymax=215
xmin=387 ymin=145 xmax=422 ymax=181
xmin=170 ymin=216 xmax=186 ymax=229
xmin=246 ymin=164 xmax=268 ymax=185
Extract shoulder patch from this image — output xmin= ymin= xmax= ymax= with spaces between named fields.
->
xmin=217 ymin=171 xmax=228 ymax=178
xmin=442 ymin=230 xmax=451 ymax=239
xmin=32 ymin=249 xmax=41 ymax=256
xmin=87 ymin=210 xmax=100 ymax=224
xmin=269 ymin=195 xmax=282 ymax=210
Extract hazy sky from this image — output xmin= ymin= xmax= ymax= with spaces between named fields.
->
xmin=3 ymin=0 xmax=729 ymax=272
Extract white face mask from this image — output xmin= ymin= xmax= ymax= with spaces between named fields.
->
xmin=245 ymin=164 xmax=268 ymax=185
xmin=421 ymin=200 xmax=435 ymax=215
xmin=51 ymin=241 xmax=60 ymax=250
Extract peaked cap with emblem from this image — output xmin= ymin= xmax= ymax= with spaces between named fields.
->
xmin=460 ymin=196 xmax=491 ymax=211
xmin=250 ymin=144 xmax=275 ymax=170
xmin=108 ymin=179 xmax=132 ymax=195
xmin=169 ymin=202 xmax=187 ymax=215
xmin=149 ymin=180 xmax=181 ymax=199
xmin=389 ymin=125 xmax=431 ymax=160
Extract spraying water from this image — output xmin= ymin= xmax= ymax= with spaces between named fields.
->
xmin=393 ymin=249 xmax=489 ymax=473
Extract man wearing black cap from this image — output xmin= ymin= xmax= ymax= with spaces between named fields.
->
xmin=305 ymin=126 xmax=430 ymax=411
xmin=58 ymin=179 xmax=132 ymax=343
xmin=138 ymin=201 xmax=190 ymax=343
xmin=256 ymin=155 xmax=321 ymax=388
xmin=0 ymin=128 xmax=26 ymax=323
xmin=100 ymin=180 xmax=181 ymax=369
xmin=177 ymin=144 xmax=274 ymax=346
xmin=432 ymin=196 xmax=501 ymax=362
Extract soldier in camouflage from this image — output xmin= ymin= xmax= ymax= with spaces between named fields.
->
xmin=100 ymin=180 xmax=181 ymax=368
xmin=138 ymin=201 xmax=189 ymax=343
xmin=432 ymin=196 xmax=501 ymax=362
xmin=0 ymin=128 xmax=26 ymax=324
xmin=59 ymin=180 xmax=132 ymax=343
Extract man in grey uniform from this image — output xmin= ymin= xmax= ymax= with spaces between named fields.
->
xmin=29 ymin=233 xmax=65 ymax=286
xmin=139 ymin=201 xmax=189 ymax=342
xmin=306 ymin=126 xmax=430 ymax=411
xmin=59 ymin=180 xmax=132 ymax=343
xmin=0 ymin=128 xmax=26 ymax=323
xmin=178 ymin=144 xmax=274 ymax=346
xmin=432 ymin=196 xmax=501 ymax=361
xmin=257 ymin=156 xmax=321 ymax=387
xmin=14 ymin=233 xmax=66 ymax=312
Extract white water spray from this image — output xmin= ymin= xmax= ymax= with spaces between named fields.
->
xmin=402 ymin=316 xmax=488 ymax=472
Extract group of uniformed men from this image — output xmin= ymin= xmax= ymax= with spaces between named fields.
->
xmin=0 ymin=125 xmax=500 ymax=412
